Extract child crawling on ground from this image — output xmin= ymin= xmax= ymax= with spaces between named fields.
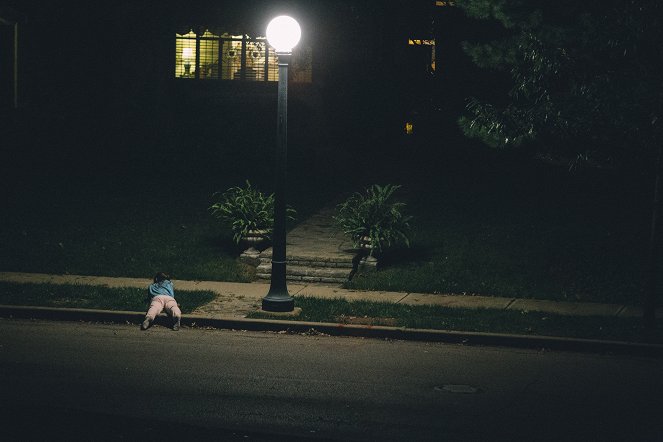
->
xmin=141 ymin=272 xmax=181 ymax=331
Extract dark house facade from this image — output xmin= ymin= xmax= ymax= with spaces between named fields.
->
xmin=6 ymin=0 xmax=474 ymax=169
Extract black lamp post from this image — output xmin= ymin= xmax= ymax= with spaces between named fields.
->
xmin=262 ymin=16 xmax=301 ymax=312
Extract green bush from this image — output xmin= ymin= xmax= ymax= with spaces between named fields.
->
xmin=209 ymin=181 xmax=295 ymax=244
xmin=334 ymin=184 xmax=412 ymax=255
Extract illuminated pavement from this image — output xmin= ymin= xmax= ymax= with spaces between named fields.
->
xmin=0 ymin=271 xmax=659 ymax=320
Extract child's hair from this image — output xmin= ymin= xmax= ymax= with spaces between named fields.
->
xmin=153 ymin=272 xmax=170 ymax=283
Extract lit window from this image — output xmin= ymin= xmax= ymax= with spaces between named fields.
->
xmin=291 ymin=45 xmax=312 ymax=83
xmin=200 ymin=30 xmax=220 ymax=79
xmin=405 ymin=122 xmax=414 ymax=135
xmin=175 ymin=31 xmax=197 ymax=78
xmin=175 ymin=29 xmax=311 ymax=82
xmin=408 ymin=38 xmax=436 ymax=72
xmin=408 ymin=39 xmax=435 ymax=46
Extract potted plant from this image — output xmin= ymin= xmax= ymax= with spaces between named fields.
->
xmin=209 ymin=181 xmax=296 ymax=249
xmin=334 ymin=184 xmax=412 ymax=257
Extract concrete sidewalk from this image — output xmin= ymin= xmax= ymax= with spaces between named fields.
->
xmin=0 ymin=271 xmax=658 ymax=319
xmin=2 ymin=271 xmax=662 ymax=356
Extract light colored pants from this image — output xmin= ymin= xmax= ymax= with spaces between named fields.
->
xmin=146 ymin=295 xmax=181 ymax=321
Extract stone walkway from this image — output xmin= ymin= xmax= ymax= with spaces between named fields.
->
xmin=283 ymin=205 xmax=355 ymax=261
xmin=254 ymin=205 xmax=359 ymax=283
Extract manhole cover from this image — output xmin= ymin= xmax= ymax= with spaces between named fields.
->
xmin=435 ymin=384 xmax=480 ymax=394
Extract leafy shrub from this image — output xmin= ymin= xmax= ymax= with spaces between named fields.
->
xmin=209 ymin=181 xmax=295 ymax=244
xmin=334 ymin=184 xmax=412 ymax=255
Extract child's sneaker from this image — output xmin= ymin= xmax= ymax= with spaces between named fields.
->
xmin=141 ymin=318 xmax=151 ymax=330
xmin=172 ymin=317 xmax=181 ymax=331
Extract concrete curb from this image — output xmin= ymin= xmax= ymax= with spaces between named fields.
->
xmin=2 ymin=305 xmax=662 ymax=358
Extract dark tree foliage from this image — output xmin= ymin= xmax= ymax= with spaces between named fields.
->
xmin=457 ymin=0 xmax=663 ymax=328
xmin=456 ymin=0 xmax=662 ymax=170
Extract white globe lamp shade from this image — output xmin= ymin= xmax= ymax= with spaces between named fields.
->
xmin=266 ymin=16 xmax=301 ymax=52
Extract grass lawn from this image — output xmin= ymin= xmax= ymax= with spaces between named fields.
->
xmin=1 ymin=106 xmax=345 ymax=284
xmin=249 ymin=296 xmax=663 ymax=344
xmin=2 ymin=113 xmax=660 ymax=307
xmin=0 ymin=282 xmax=215 ymax=313
xmin=0 ymin=144 xmax=341 ymax=283
xmin=0 ymin=176 xmax=250 ymax=282
xmin=344 ymin=147 xmax=658 ymax=306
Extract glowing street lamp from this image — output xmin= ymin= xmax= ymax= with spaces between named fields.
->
xmin=266 ymin=15 xmax=301 ymax=53
xmin=262 ymin=16 xmax=301 ymax=312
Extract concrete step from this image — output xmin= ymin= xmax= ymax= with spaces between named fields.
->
xmin=256 ymin=263 xmax=351 ymax=284
xmin=258 ymin=254 xmax=354 ymax=269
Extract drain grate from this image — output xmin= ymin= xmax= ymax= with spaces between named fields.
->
xmin=434 ymin=384 xmax=481 ymax=394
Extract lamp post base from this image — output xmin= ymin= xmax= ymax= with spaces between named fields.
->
xmin=263 ymin=260 xmax=293 ymax=312
xmin=259 ymin=306 xmax=302 ymax=317
xmin=261 ymin=294 xmax=295 ymax=312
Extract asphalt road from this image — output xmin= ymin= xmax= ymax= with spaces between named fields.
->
xmin=1 ymin=318 xmax=661 ymax=441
